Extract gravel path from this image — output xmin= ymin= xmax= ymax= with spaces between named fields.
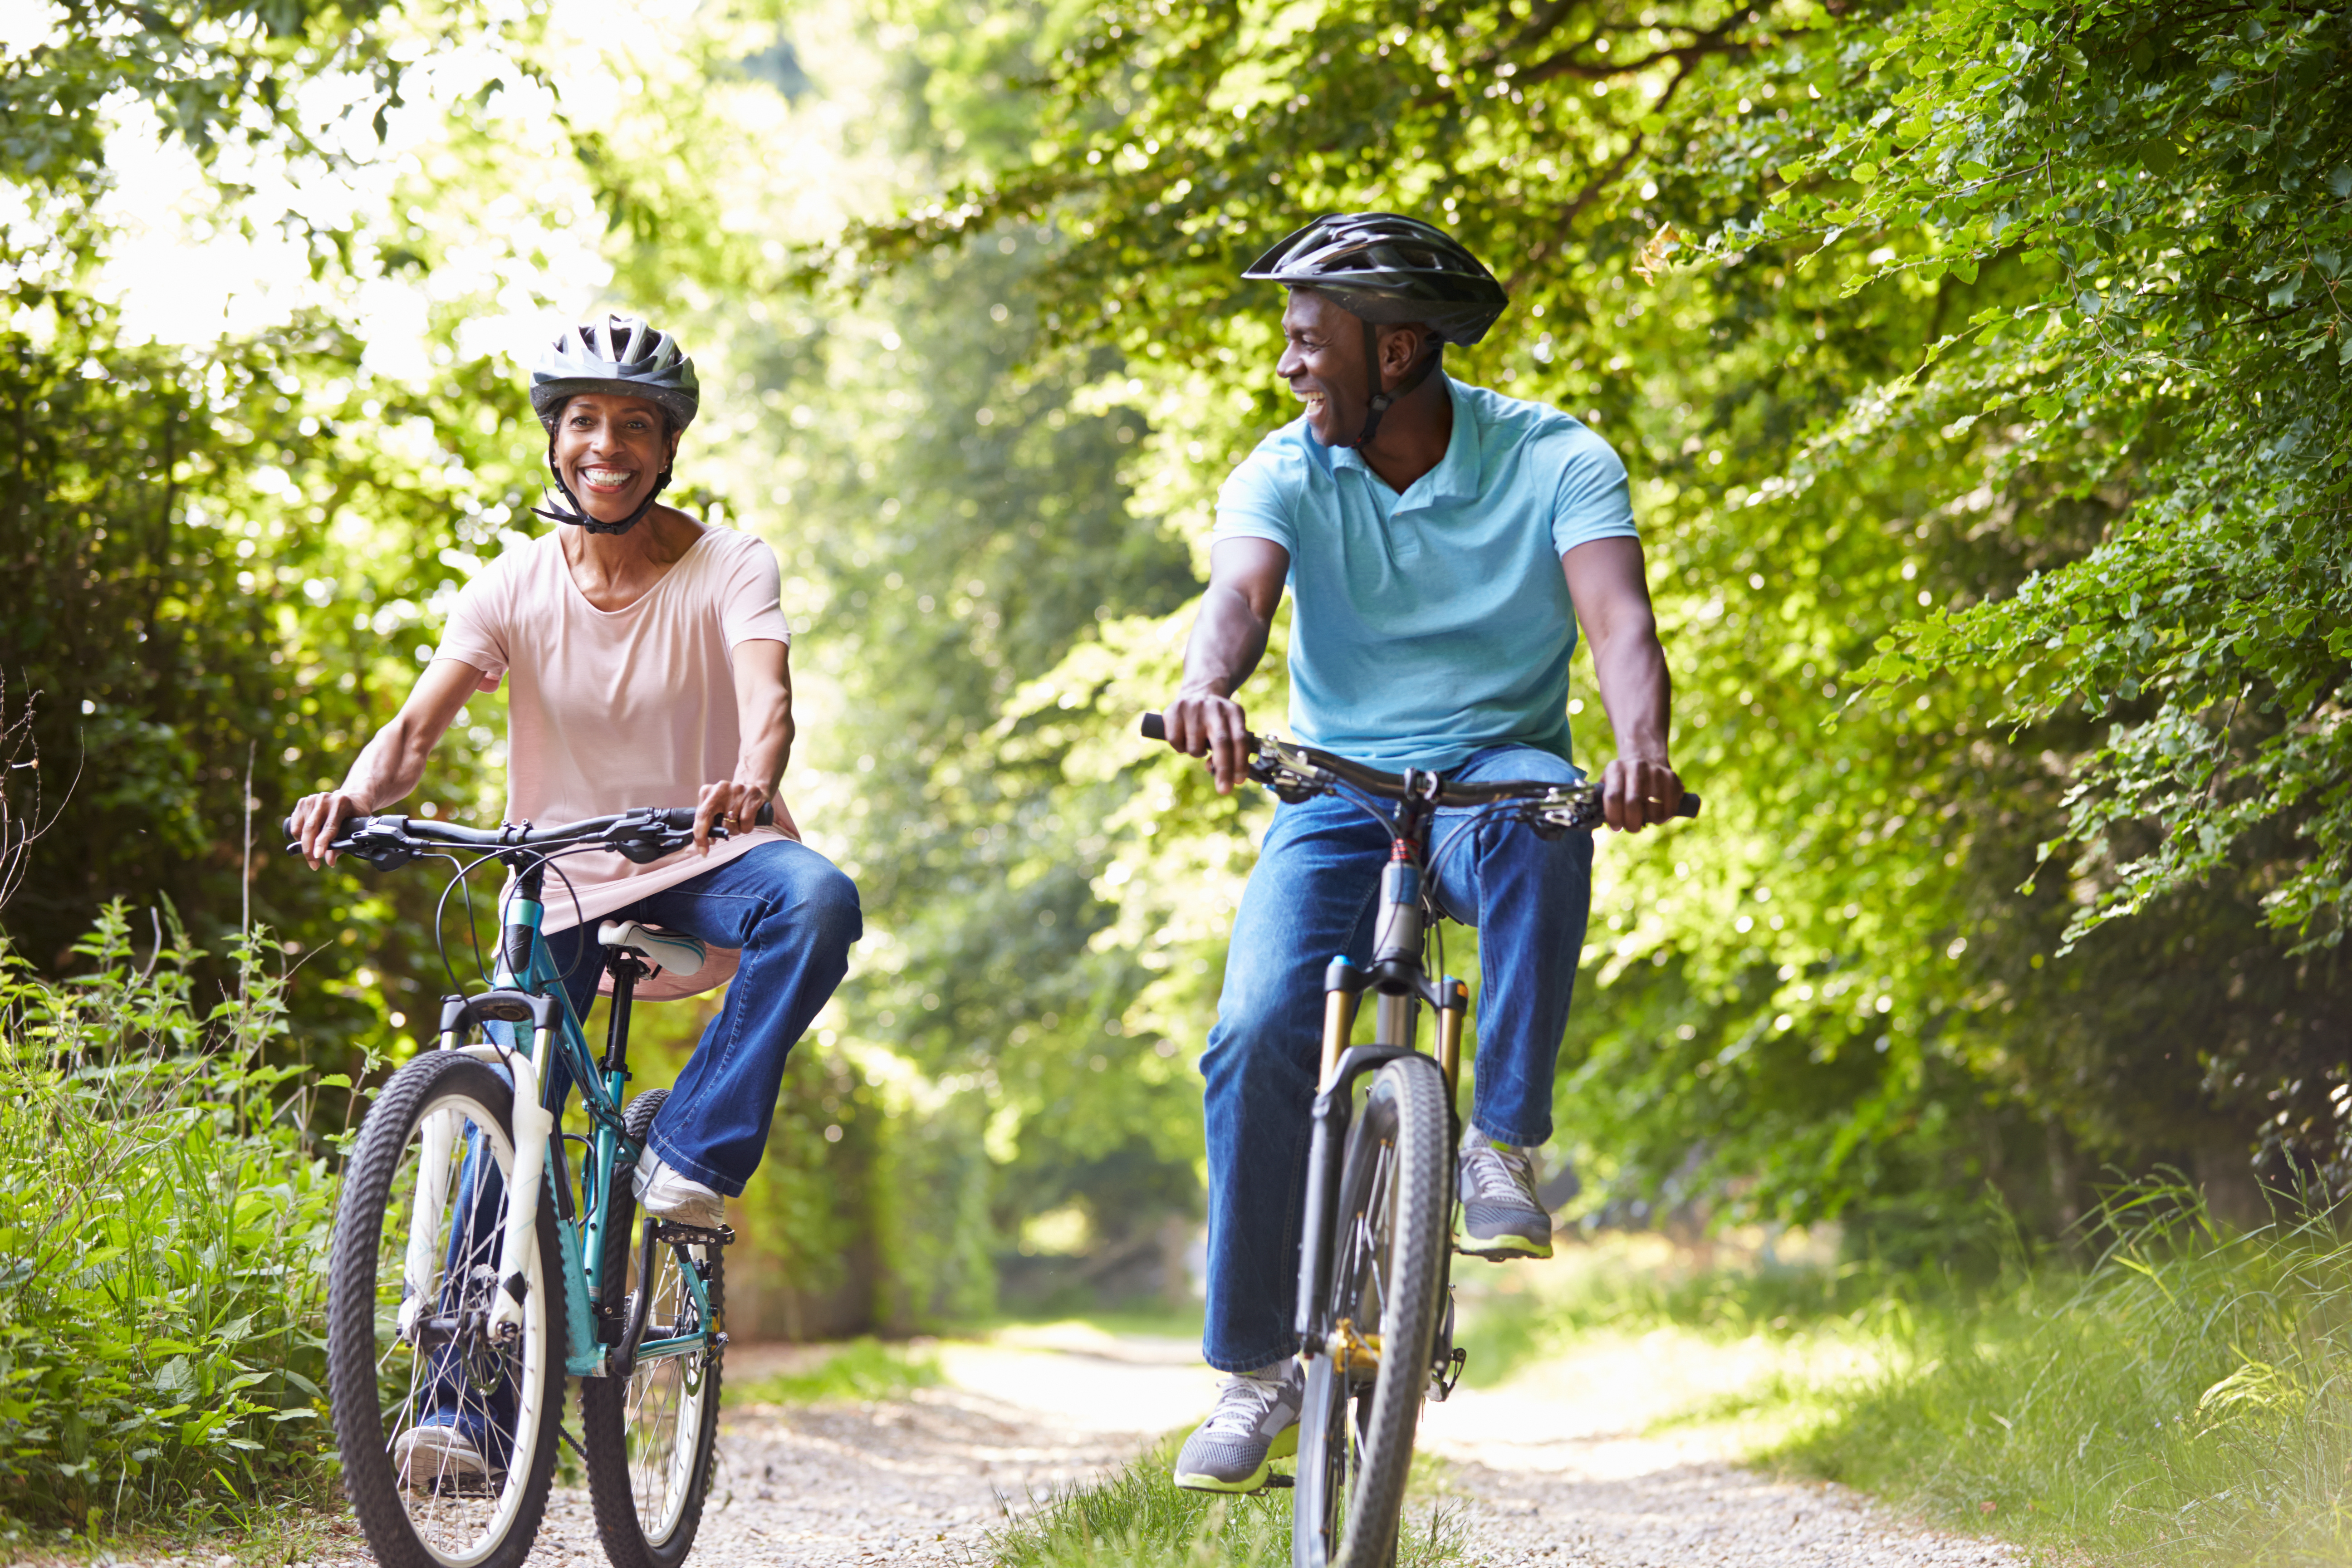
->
xmin=496 ymin=1323 xmax=2015 ymax=1568
xmin=1414 ymin=1329 xmax=2019 ymax=1567
xmin=179 ymin=1320 xmax=2011 ymax=1568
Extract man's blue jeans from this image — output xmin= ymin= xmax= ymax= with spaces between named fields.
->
xmin=1200 ymin=745 xmax=1593 ymax=1373
xmin=539 ymin=838 xmax=863 ymax=1194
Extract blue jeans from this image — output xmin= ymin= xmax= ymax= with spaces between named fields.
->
xmin=1199 ymin=745 xmax=1594 ymax=1372
xmin=540 ymin=839 xmax=863 ymax=1194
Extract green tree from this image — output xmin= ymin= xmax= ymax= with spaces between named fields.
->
xmin=835 ymin=0 xmax=2351 ymax=1227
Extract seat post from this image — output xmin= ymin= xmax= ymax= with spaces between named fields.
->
xmin=603 ymin=951 xmax=646 ymax=1076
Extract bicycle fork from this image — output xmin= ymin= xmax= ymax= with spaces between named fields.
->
xmin=1292 ymin=834 xmax=1470 ymax=1360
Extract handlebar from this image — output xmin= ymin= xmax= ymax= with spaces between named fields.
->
xmin=284 ymin=802 xmax=776 ymax=872
xmin=1140 ymin=712 xmax=1700 ymax=819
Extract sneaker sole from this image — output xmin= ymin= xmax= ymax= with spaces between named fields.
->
xmin=1456 ymin=1232 xmax=1553 ymax=1260
xmin=1172 ymin=1425 xmax=1298 ymax=1494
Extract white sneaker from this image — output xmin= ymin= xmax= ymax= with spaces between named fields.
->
xmin=633 ymin=1150 xmax=727 ymax=1228
xmin=395 ymin=1420 xmax=491 ymax=1492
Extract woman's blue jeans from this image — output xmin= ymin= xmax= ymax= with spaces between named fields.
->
xmin=1199 ymin=745 xmax=1594 ymax=1373
xmin=539 ymin=838 xmax=863 ymax=1195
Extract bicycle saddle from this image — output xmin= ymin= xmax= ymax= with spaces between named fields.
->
xmin=597 ymin=920 xmax=707 ymax=978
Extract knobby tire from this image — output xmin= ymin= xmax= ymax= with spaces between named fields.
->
xmin=327 ymin=1052 xmax=564 ymax=1568
xmin=581 ymin=1088 xmax=725 ymax=1568
xmin=1293 ymin=1054 xmax=1451 ymax=1568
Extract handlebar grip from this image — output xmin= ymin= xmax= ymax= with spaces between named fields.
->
xmin=1141 ymin=712 xmax=1166 ymax=742
xmin=654 ymin=803 xmax=777 ymax=830
xmin=1677 ymin=792 xmax=1702 ymax=819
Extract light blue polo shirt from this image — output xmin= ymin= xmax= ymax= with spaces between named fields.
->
xmin=1212 ymin=377 xmax=1637 ymax=772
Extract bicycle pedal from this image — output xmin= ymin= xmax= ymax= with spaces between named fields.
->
xmin=651 ymin=1220 xmax=735 ymax=1246
xmin=1429 ymin=1347 xmax=1467 ymax=1402
xmin=1259 ymin=1472 xmax=1295 ymax=1491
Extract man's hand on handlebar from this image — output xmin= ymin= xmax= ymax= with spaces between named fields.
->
xmin=1599 ymin=753 xmax=1686 ymax=833
xmin=1161 ymin=687 xmax=1254 ymax=796
xmin=289 ymin=789 xmax=372 ymax=869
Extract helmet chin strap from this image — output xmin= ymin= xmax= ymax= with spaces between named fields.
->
xmin=532 ymin=433 xmax=672 ymax=535
xmin=1340 ymin=319 xmax=1438 ymax=449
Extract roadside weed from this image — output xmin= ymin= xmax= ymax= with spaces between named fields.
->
xmin=0 ymin=902 xmax=337 ymax=1537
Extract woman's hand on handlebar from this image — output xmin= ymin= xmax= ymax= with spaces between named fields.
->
xmin=1161 ymin=688 xmax=1254 ymax=796
xmin=1599 ymin=753 xmax=1686 ymax=833
xmin=695 ymin=778 xmax=798 ymax=852
xmin=289 ymin=789 xmax=372 ymax=869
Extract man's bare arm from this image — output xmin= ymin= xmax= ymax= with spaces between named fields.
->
xmin=1163 ymin=537 xmax=1290 ymax=794
xmin=695 ymin=638 xmax=799 ymax=849
xmin=289 ymin=658 xmax=485 ymax=866
xmin=1563 ymin=537 xmax=1682 ymax=832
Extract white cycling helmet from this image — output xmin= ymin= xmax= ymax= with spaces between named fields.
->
xmin=528 ymin=314 xmax=700 ymax=534
xmin=529 ymin=314 xmax=700 ymax=434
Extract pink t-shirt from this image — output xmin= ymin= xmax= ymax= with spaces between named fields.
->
xmin=432 ymin=525 xmax=794 ymax=977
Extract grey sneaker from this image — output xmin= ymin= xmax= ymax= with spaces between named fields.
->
xmin=633 ymin=1151 xmax=727 ymax=1229
xmin=1172 ymin=1362 xmax=1303 ymax=1493
xmin=1457 ymin=1141 xmax=1553 ymax=1259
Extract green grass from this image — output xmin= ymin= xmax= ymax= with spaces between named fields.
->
xmin=1442 ymin=1186 xmax=2352 ymax=1566
xmin=983 ymin=1436 xmax=1467 ymax=1568
xmin=1769 ymin=1186 xmax=2352 ymax=1567
xmin=726 ymin=1335 xmax=944 ymax=1406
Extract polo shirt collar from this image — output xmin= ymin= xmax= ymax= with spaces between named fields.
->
xmin=1329 ymin=376 xmax=1484 ymax=511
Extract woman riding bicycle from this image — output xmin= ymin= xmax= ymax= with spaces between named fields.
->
xmin=288 ymin=314 xmax=861 ymax=1473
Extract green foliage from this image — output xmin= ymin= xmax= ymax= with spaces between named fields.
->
xmin=2 ymin=0 xmax=405 ymax=190
xmin=1727 ymin=0 xmax=2352 ymax=955
xmin=726 ymin=1336 xmax=943 ymax=1406
xmin=1778 ymin=1183 xmax=2352 ymax=1565
xmin=0 ymin=902 xmax=333 ymax=1532
xmin=841 ymin=0 xmax=2352 ymax=1223
xmin=983 ymin=1438 xmax=1465 ymax=1568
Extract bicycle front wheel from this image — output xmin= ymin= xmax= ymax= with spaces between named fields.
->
xmin=1293 ymin=1053 xmax=1451 ymax=1568
xmin=580 ymin=1089 xmax=725 ymax=1568
xmin=326 ymin=1051 xmax=564 ymax=1568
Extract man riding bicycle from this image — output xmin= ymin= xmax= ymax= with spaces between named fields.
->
xmin=288 ymin=314 xmax=861 ymax=1479
xmin=1152 ymin=215 xmax=1683 ymax=1493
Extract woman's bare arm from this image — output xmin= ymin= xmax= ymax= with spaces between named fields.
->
xmin=289 ymin=658 xmax=485 ymax=866
xmin=694 ymin=638 xmax=798 ymax=849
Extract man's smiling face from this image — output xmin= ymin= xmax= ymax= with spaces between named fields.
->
xmin=1276 ymin=289 xmax=1370 ymax=447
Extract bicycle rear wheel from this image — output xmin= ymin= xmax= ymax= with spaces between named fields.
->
xmin=580 ymin=1089 xmax=725 ymax=1568
xmin=1293 ymin=1053 xmax=1450 ymax=1568
xmin=326 ymin=1051 xmax=564 ymax=1568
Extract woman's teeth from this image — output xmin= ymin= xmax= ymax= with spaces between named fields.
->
xmin=582 ymin=467 xmax=633 ymax=486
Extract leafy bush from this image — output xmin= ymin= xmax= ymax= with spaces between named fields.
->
xmin=0 ymin=902 xmax=337 ymax=1535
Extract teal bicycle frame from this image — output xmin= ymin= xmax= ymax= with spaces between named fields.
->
xmin=440 ymin=858 xmax=719 ymax=1381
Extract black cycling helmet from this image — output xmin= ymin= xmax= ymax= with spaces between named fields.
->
xmin=1243 ymin=214 xmax=1507 ymax=447
xmin=528 ymin=314 xmax=698 ymax=535
xmin=1242 ymin=213 xmax=1508 ymax=347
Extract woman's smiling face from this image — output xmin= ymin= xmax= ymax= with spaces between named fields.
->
xmin=553 ymin=393 xmax=679 ymax=522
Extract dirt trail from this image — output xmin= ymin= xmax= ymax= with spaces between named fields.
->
xmin=478 ymin=1322 xmax=2014 ymax=1568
